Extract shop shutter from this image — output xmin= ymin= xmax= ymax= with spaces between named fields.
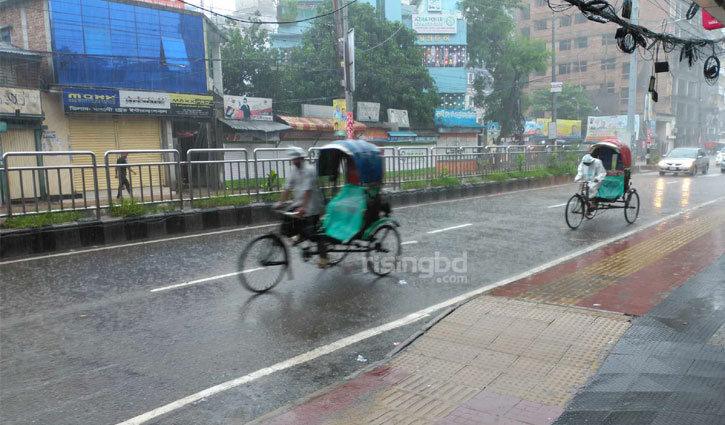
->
xmin=2 ymin=129 xmax=40 ymax=201
xmin=69 ymin=116 xmax=117 ymax=192
xmin=115 ymin=117 xmax=164 ymax=193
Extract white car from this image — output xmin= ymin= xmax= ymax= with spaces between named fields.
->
xmin=716 ymin=148 xmax=725 ymax=165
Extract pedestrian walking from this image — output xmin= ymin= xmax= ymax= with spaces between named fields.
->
xmin=115 ymin=153 xmax=136 ymax=199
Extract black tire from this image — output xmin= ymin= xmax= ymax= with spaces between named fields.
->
xmin=366 ymin=225 xmax=402 ymax=277
xmin=702 ymin=165 xmax=708 ymax=175
xmin=239 ymin=234 xmax=288 ymax=292
xmin=624 ymin=190 xmax=640 ymax=224
xmin=659 ymin=171 xmax=665 ymax=176
xmin=690 ymin=166 xmax=697 ymax=176
xmin=565 ymin=194 xmax=586 ymax=230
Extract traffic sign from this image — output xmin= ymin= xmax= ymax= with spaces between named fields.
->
xmin=550 ymin=82 xmax=563 ymax=93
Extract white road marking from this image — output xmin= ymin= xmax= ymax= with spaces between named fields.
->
xmin=0 ymin=223 xmax=277 ymax=266
xmin=704 ymin=174 xmax=722 ymax=177
xmin=401 ymin=241 xmax=418 ymax=245
xmin=666 ymin=181 xmax=679 ymax=185
xmin=116 ymin=195 xmax=725 ymax=425
xmin=547 ymin=203 xmax=567 ymax=209
xmin=426 ymin=223 xmax=472 ymax=234
xmin=149 ymin=268 xmax=263 ymax=293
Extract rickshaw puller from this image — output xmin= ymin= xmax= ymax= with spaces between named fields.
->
xmin=274 ymin=147 xmax=329 ymax=268
xmin=575 ymin=154 xmax=607 ymax=209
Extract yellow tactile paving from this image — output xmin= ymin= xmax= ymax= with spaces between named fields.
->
xmin=518 ymin=210 xmax=725 ymax=305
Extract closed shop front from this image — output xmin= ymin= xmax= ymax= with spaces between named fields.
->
xmin=1 ymin=128 xmax=40 ymax=201
xmin=1 ymin=88 xmax=43 ymax=202
xmin=70 ymin=116 xmax=162 ymax=191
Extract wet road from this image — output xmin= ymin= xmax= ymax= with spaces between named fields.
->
xmin=2 ymin=168 xmax=724 ymax=425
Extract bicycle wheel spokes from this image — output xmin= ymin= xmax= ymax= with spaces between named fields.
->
xmin=624 ymin=191 xmax=640 ymax=224
xmin=239 ymin=234 xmax=288 ymax=292
xmin=565 ymin=194 xmax=585 ymax=230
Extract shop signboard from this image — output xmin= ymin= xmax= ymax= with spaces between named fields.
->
xmin=356 ymin=102 xmax=380 ymax=122
xmin=428 ymin=0 xmax=442 ymax=12
xmin=412 ymin=14 xmax=457 ymax=34
xmin=0 ymin=87 xmax=42 ymax=116
xmin=435 ymin=109 xmax=477 ymax=127
xmin=63 ymin=88 xmax=213 ymax=117
xmin=223 ymin=95 xmax=273 ymax=121
xmin=119 ymin=90 xmax=170 ymax=110
xmin=387 ymin=109 xmax=410 ymax=128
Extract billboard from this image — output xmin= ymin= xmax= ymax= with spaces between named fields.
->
xmin=388 ymin=109 xmax=410 ymax=128
xmin=412 ymin=14 xmax=457 ymax=34
xmin=524 ymin=119 xmax=582 ymax=137
xmin=435 ymin=109 xmax=477 ymax=127
xmin=223 ymin=96 xmax=273 ymax=121
xmin=0 ymin=87 xmax=41 ymax=116
xmin=356 ymin=102 xmax=380 ymax=122
xmin=586 ymin=115 xmax=640 ymax=141
xmin=63 ymin=88 xmax=212 ymax=117
xmin=333 ymin=99 xmax=347 ymax=133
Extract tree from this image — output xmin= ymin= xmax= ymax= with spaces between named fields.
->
xmin=279 ymin=2 xmax=440 ymax=125
xmin=221 ymin=21 xmax=281 ymax=99
xmin=529 ymin=84 xmax=596 ymax=123
xmin=463 ymin=0 xmax=550 ymax=137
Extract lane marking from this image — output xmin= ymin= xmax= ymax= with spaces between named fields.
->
xmin=115 ymin=195 xmax=725 ymax=425
xmin=0 ymin=223 xmax=277 ymax=266
xmin=548 ymin=203 xmax=567 ymax=209
xmin=401 ymin=241 xmax=418 ymax=245
xmin=704 ymin=174 xmax=722 ymax=178
xmin=427 ymin=223 xmax=472 ymax=234
xmin=666 ymin=181 xmax=679 ymax=185
xmin=149 ymin=268 xmax=263 ymax=293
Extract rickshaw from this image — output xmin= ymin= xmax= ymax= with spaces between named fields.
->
xmin=239 ymin=140 xmax=402 ymax=292
xmin=565 ymin=139 xmax=640 ymax=229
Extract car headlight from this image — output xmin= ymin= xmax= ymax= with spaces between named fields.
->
xmin=658 ymin=160 xmax=667 ymax=167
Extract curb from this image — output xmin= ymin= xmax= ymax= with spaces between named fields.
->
xmin=1 ymin=174 xmax=575 ymax=260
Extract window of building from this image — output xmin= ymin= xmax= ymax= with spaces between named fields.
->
xmin=573 ymin=60 xmax=587 ymax=72
xmin=536 ymin=0 xmax=547 ymax=7
xmin=422 ymin=46 xmax=466 ymax=67
xmin=576 ymin=37 xmax=588 ymax=48
xmin=535 ymin=68 xmax=547 ymax=77
xmin=575 ymin=13 xmax=587 ymax=23
xmin=535 ymin=20 xmax=547 ymax=30
xmin=601 ymin=82 xmax=615 ymax=93
xmin=468 ymin=72 xmax=475 ymax=85
xmin=621 ymin=87 xmax=629 ymax=104
xmin=689 ymin=82 xmax=698 ymax=98
xmin=521 ymin=27 xmax=530 ymax=39
xmin=622 ymin=62 xmax=630 ymax=78
xmin=559 ymin=63 xmax=571 ymax=75
xmin=600 ymin=58 xmax=616 ymax=70
xmin=560 ymin=15 xmax=572 ymax=26
xmin=521 ymin=5 xmax=530 ymax=20
xmin=601 ymin=34 xmax=617 ymax=45
xmin=0 ymin=26 xmax=11 ymax=43
xmin=559 ymin=39 xmax=571 ymax=51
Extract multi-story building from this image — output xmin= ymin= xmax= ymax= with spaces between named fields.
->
xmin=0 ymin=0 xmax=226 ymax=196
xmin=518 ymin=0 xmax=718 ymax=149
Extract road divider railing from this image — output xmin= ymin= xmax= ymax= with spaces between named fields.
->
xmin=1 ymin=145 xmax=586 ymax=217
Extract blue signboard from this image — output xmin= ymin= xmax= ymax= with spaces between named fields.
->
xmin=63 ymin=88 xmax=119 ymax=113
xmin=435 ymin=109 xmax=478 ymax=127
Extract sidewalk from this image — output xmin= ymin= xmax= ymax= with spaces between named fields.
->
xmin=248 ymin=205 xmax=725 ymax=425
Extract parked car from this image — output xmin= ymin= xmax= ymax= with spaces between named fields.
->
xmin=716 ymin=147 xmax=725 ymax=165
xmin=658 ymin=147 xmax=709 ymax=176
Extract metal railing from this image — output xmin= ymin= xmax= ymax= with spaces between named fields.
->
xmin=2 ymin=151 xmax=101 ymax=218
xmin=104 ymin=149 xmax=182 ymax=208
xmin=1 ymin=145 xmax=587 ymax=218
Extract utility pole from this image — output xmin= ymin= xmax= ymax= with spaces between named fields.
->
xmin=626 ymin=0 xmax=639 ymax=154
xmin=551 ymin=12 xmax=557 ymax=123
xmin=342 ymin=1 xmax=353 ymax=111
xmin=331 ymin=0 xmax=353 ymax=119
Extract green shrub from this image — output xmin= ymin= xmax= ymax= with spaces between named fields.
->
xmin=401 ymin=180 xmax=429 ymax=190
xmin=110 ymin=198 xmax=150 ymax=217
xmin=1 ymin=211 xmax=81 ymax=228
xmin=194 ymin=195 xmax=251 ymax=208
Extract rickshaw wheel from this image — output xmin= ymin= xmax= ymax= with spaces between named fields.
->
xmin=624 ymin=190 xmax=640 ymax=224
xmin=326 ymin=245 xmax=348 ymax=266
xmin=239 ymin=234 xmax=289 ymax=292
xmin=366 ymin=225 xmax=402 ymax=277
xmin=565 ymin=194 xmax=586 ymax=230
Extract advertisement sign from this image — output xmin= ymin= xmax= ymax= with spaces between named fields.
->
xmin=435 ymin=109 xmax=477 ymax=127
xmin=356 ymin=102 xmax=380 ymax=122
xmin=119 ymin=90 xmax=170 ymax=110
xmin=523 ymin=120 xmax=537 ymax=135
xmin=586 ymin=115 xmax=640 ymax=141
xmin=223 ymin=96 xmax=273 ymax=121
xmin=333 ymin=99 xmax=347 ymax=134
xmin=63 ymin=88 xmax=212 ymax=117
xmin=488 ymin=122 xmax=500 ymax=133
xmin=0 ymin=87 xmax=41 ymax=116
xmin=428 ymin=0 xmax=442 ymax=12
xmin=703 ymin=10 xmax=724 ymax=30
xmin=412 ymin=14 xmax=457 ymax=34
xmin=168 ymin=93 xmax=213 ymax=117
xmin=388 ymin=109 xmax=410 ymax=128
xmin=550 ymin=82 xmax=563 ymax=93
xmin=555 ymin=119 xmax=582 ymax=137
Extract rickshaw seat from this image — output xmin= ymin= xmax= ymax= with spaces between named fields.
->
xmin=607 ymin=170 xmax=624 ymax=176
xmin=323 ymin=184 xmax=367 ymax=243
xmin=597 ymin=174 xmax=624 ymax=200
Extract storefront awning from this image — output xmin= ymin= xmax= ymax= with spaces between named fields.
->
xmin=278 ymin=115 xmax=366 ymax=132
xmin=220 ymin=119 xmax=291 ymax=133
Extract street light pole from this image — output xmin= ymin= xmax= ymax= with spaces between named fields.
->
xmin=551 ymin=12 xmax=557 ymax=123
xmin=626 ymin=0 xmax=639 ymax=153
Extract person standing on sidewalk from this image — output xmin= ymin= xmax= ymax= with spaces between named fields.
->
xmin=115 ymin=153 xmax=136 ymax=199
